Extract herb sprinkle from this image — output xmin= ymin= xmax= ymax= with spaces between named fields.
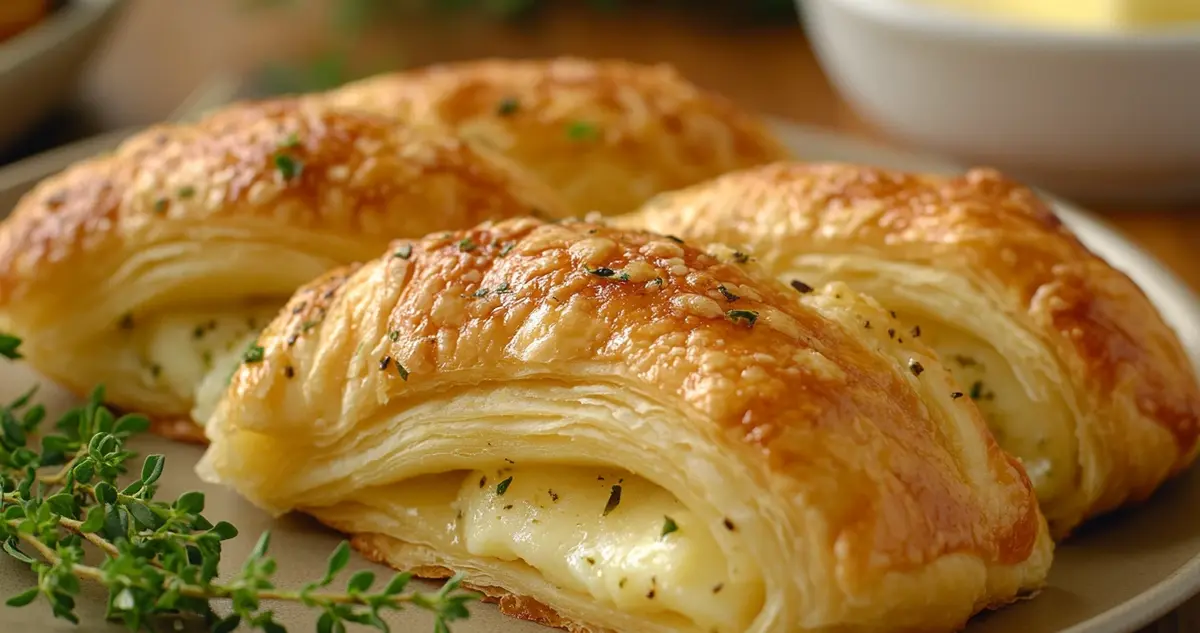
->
xmin=790 ymin=279 xmax=814 ymax=294
xmin=273 ymin=154 xmax=303 ymax=181
xmin=496 ymin=97 xmax=519 ymax=116
xmin=243 ymin=345 xmax=265 ymax=364
xmin=602 ymin=484 xmax=622 ymax=516
xmin=726 ymin=309 xmax=758 ymax=327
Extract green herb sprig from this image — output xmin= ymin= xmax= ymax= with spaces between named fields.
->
xmin=0 ymin=335 xmax=477 ymax=632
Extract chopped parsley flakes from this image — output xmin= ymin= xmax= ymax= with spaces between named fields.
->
xmin=496 ymin=97 xmax=520 ymax=116
xmin=726 ymin=309 xmax=758 ymax=327
xmin=273 ymin=154 xmax=303 ymax=181
xmin=566 ymin=121 xmax=600 ymax=141
xmin=242 ymin=344 xmax=265 ymax=364
xmin=602 ymin=484 xmax=622 ymax=516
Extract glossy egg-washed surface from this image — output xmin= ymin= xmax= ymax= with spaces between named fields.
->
xmin=620 ymin=161 xmax=1200 ymax=535
xmin=326 ymin=57 xmax=793 ymax=216
xmin=204 ymin=218 xmax=1051 ymax=632
xmin=0 ymin=98 xmax=571 ymax=436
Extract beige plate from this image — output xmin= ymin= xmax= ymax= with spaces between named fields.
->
xmin=1 ymin=121 xmax=1198 ymax=633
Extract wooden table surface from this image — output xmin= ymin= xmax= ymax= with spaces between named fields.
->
xmin=44 ymin=1 xmax=1200 ymax=631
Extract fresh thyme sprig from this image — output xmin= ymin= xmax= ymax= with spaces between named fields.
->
xmin=0 ymin=335 xmax=477 ymax=632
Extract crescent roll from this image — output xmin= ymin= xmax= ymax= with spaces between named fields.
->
xmin=325 ymin=57 xmax=792 ymax=216
xmin=0 ymin=98 xmax=570 ymax=442
xmin=199 ymin=218 xmax=1052 ymax=633
xmin=618 ymin=162 xmax=1200 ymax=537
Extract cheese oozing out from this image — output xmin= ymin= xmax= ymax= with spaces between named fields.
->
xmin=339 ymin=465 xmax=765 ymax=633
xmin=910 ymin=316 xmax=1077 ymax=507
xmin=134 ymin=304 xmax=281 ymax=426
xmin=460 ymin=467 xmax=764 ymax=632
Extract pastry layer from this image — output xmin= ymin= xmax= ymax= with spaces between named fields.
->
xmin=0 ymin=96 xmax=572 ymax=432
xmin=200 ymin=218 xmax=1054 ymax=633
xmin=615 ymin=162 xmax=1200 ymax=536
xmin=326 ymin=57 xmax=792 ymax=215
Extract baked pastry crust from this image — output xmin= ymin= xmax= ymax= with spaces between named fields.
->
xmin=200 ymin=218 xmax=1052 ymax=633
xmin=618 ymin=161 xmax=1200 ymax=537
xmin=351 ymin=537 xmax=605 ymax=633
xmin=0 ymin=98 xmax=569 ymax=439
xmin=326 ymin=57 xmax=792 ymax=216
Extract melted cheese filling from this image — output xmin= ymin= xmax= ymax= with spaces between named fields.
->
xmin=133 ymin=305 xmax=280 ymax=425
xmin=342 ymin=466 xmax=765 ymax=632
xmin=462 ymin=467 xmax=763 ymax=631
xmin=912 ymin=317 xmax=1076 ymax=505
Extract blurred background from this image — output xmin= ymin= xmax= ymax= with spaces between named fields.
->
xmin=1 ymin=0 xmax=1200 ymax=297
xmin=0 ymin=0 xmax=845 ymax=164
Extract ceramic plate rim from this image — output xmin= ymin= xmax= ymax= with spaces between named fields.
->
xmin=0 ymin=119 xmax=1198 ymax=633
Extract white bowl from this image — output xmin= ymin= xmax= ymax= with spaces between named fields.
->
xmin=0 ymin=0 xmax=128 ymax=154
xmin=798 ymin=0 xmax=1200 ymax=204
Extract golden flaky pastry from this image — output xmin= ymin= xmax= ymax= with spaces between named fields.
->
xmin=325 ymin=57 xmax=792 ymax=216
xmin=199 ymin=218 xmax=1052 ymax=633
xmin=617 ymin=162 xmax=1200 ymax=537
xmin=0 ymin=98 xmax=570 ymax=443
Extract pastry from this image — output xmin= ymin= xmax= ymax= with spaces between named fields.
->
xmin=617 ymin=162 xmax=1200 ymax=537
xmin=199 ymin=218 xmax=1052 ymax=633
xmin=325 ymin=57 xmax=792 ymax=216
xmin=0 ymin=98 xmax=570 ymax=442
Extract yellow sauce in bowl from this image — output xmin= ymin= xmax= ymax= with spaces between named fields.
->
xmin=918 ymin=0 xmax=1200 ymax=31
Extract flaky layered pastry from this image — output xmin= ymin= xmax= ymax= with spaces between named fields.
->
xmin=0 ymin=98 xmax=569 ymax=442
xmin=618 ymin=162 xmax=1200 ymax=537
xmin=199 ymin=218 xmax=1052 ymax=633
xmin=325 ymin=57 xmax=792 ymax=216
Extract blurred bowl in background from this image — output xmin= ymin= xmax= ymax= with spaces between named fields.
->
xmin=799 ymin=0 xmax=1200 ymax=204
xmin=0 ymin=0 xmax=128 ymax=154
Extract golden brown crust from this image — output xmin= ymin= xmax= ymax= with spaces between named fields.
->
xmin=148 ymin=417 xmax=209 ymax=445
xmin=326 ymin=57 xmax=792 ymax=216
xmin=216 ymin=217 xmax=1045 ymax=584
xmin=351 ymin=535 xmax=603 ymax=633
xmin=349 ymin=531 xmax=1037 ymax=633
xmin=0 ymin=97 xmax=569 ymax=307
xmin=0 ymin=97 xmax=571 ymax=435
xmin=619 ymin=161 xmax=1200 ymax=533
